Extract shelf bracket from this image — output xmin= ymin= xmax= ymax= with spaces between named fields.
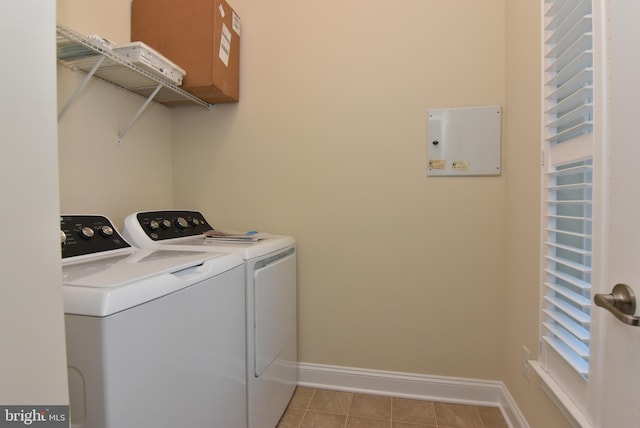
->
xmin=58 ymin=56 xmax=106 ymax=121
xmin=117 ymin=83 xmax=163 ymax=143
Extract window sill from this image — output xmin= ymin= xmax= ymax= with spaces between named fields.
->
xmin=529 ymin=361 xmax=592 ymax=428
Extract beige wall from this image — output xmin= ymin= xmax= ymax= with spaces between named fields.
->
xmin=57 ymin=0 xmax=132 ymax=44
xmin=172 ymin=0 xmax=507 ymax=379
xmin=55 ymin=0 xmax=572 ymax=426
xmin=56 ymin=66 xmax=174 ymax=227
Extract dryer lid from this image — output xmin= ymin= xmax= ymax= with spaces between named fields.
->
xmin=153 ymin=234 xmax=296 ymax=260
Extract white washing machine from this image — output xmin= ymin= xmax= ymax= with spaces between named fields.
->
xmin=61 ymin=215 xmax=247 ymax=428
xmin=123 ymin=210 xmax=297 ymax=428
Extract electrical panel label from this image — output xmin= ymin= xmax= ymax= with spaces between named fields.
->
xmin=428 ymin=160 xmax=446 ymax=169
xmin=452 ymin=161 xmax=470 ymax=170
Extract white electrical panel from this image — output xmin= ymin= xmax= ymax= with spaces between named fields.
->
xmin=427 ymin=105 xmax=502 ymax=176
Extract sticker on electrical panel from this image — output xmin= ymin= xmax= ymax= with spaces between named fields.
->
xmin=452 ymin=161 xmax=470 ymax=170
xmin=232 ymin=11 xmax=241 ymax=35
xmin=219 ymin=24 xmax=231 ymax=67
xmin=428 ymin=160 xmax=446 ymax=169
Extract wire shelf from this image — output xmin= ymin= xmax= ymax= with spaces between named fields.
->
xmin=56 ymin=25 xmax=211 ymax=108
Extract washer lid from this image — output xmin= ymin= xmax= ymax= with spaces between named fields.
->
xmin=62 ymin=249 xmax=225 ymax=287
xmin=63 ymin=249 xmax=243 ymax=317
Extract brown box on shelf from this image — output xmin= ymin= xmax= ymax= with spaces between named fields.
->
xmin=131 ymin=0 xmax=240 ymax=104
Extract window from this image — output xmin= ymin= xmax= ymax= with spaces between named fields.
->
xmin=543 ymin=160 xmax=592 ymax=378
xmin=539 ymin=0 xmax=594 ymax=423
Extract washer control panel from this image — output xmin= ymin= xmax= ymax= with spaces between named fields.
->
xmin=61 ymin=215 xmax=131 ymax=258
xmin=135 ymin=210 xmax=213 ymax=241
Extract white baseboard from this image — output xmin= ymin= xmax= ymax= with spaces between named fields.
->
xmin=297 ymin=362 xmax=529 ymax=428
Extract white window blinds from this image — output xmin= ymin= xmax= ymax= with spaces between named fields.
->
xmin=542 ymin=0 xmax=593 ymax=380
xmin=543 ymin=160 xmax=592 ymax=377
xmin=544 ymin=0 xmax=593 ymax=145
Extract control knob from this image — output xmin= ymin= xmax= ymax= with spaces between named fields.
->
xmin=60 ymin=230 xmax=67 ymax=245
xmin=148 ymin=220 xmax=160 ymax=231
xmin=100 ymin=225 xmax=114 ymax=237
xmin=161 ymin=219 xmax=172 ymax=229
xmin=79 ymin=226 xmax=94 ymax=240
xmin=192 ymin=218 xmax=201 ymax=226
xmin=175 ymin=217 xmax=189 ymax=230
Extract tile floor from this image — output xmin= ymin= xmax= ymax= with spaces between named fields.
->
xmin=277 ymin=387 xmax=509 ymax=428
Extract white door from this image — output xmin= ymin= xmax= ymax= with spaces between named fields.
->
xmin=592 ymin=1 xmax=640 ymax=427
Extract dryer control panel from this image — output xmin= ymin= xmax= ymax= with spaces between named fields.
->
xmin=134 ymin=210 xmax=213 ymax=241
xmin=60 ymin=215 xmax=131 ymax=258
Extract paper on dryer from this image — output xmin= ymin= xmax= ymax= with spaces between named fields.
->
xmin=205 ymin=229 xmax=270 ymax=243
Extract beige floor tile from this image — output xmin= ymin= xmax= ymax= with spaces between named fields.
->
xmin=392 ymin=422 xmax=437 ymax=428
xmin=288 ymin=387 xmax=316 ymax=410
xmin=434 ymin=402 xmax=482 ymax=428
xmin=277 ymin=408 xmax=305 ymax=428
xmin=392 ymin=398 xmax=437 ymax=425
xmin=346 ymin=415 xmax=391 ymax=428
xmin=279 ymin=386 xmax=509 ymax=428
xmin=350 ymin=393 xmax=392 ymax=420
xmin=299 ymin=411 xmax=347 ymax=428
xmin=477 ymin=406 xmax=508 ymax=428
xmin=307 ymin=389 xmax=352 ymax=415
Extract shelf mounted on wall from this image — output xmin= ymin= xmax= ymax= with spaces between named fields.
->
xmin=56 ymin=25 xmax=212 ymax=143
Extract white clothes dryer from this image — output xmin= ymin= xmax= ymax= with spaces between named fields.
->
xmin=123 ymin=210 xmax=297 ymax=428
xmin=61 ymin=215 xmax=246 ymax=428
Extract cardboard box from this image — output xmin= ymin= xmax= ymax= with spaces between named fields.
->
xmin=131 ymin=0 xmax=240 ymax=104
